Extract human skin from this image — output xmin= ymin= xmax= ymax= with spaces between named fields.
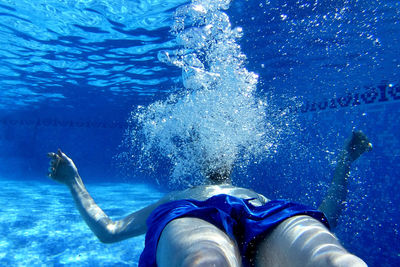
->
xmin=47 ymin=131 xmax=371 ymax=266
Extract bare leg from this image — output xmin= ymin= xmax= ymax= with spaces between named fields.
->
xmin=156 ymin=217 xmax=242 ymax=267
xmin=255 ymin=215 xmax=367 ymax=267
xmin=319 ymin=131 xmax=372 ymax=229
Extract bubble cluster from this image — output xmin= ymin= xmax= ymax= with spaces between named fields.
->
xmin=125 ymin=0 xmax=281 ymax=186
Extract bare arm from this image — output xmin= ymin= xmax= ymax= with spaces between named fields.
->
xmin=318 ymin=131 xmax=372 ymax=229
xmin=47 ymin=150 xmax=168 ymax=243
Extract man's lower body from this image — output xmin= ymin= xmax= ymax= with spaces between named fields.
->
xmin=156 ymin=215 xmax=366 ymax=267
xmin=140 ymin=194 xmax=367 ymax=267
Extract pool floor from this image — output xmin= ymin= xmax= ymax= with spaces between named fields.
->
xmin=0 ymin=179 xmax=163 ymax=266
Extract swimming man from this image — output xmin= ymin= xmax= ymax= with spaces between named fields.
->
xmin=47 ymin=131 xmax=371 ymax=266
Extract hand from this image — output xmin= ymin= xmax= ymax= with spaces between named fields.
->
xmin=345 ymin=131 xmax=373 ymax=162
xmin=47 ymin=149 xmax=79 ymax=185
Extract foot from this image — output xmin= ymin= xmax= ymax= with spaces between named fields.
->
xmin=345 ymin=131 xmax=372 ymax=162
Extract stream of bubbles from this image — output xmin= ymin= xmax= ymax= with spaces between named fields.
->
xmin=124 ymin=0 xmax=283 ymax=186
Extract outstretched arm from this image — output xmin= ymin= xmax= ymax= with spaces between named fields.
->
xmin=318 ymin=131 xmax=372 ymax=229
xmin=47 ymin=150 xmax=168 ymax=243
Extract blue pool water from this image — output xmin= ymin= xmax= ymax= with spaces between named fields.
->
xmin=0 ymin=180 xmax=162 ymax=266
xmin=0 ymin=0 xmax=399 ymax=266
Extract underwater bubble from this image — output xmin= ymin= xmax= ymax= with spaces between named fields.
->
xmin=125 ymin=0 xmax=282 ymax=186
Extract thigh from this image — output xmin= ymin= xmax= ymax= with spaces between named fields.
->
xmin=156 ymin=217 xmax=242 ymax=267
xmin=255 ymin=215 xmax=367 ymax=267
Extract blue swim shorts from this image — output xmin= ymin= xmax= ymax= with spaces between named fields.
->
xmin=139 ymin=194 xmax=329 ymax=267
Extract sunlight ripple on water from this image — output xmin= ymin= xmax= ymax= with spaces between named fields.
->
xmin=0 ymin=0 xmax=187 ymax=109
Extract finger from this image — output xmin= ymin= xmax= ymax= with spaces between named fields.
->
xmin=48 ymin=167 xmax=55 ymax=173
xmin=57 ymin=149 xmax=69 ymax=160
xmin=367 ymin=142 xmax=373 ymax=151
xmin=49 ymin=159 xmax=59 ymax=167
xmin=47 ymin=152 xmax=58 ymax=159
xmin=58 ymin=149 xmax=72 ymax=162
